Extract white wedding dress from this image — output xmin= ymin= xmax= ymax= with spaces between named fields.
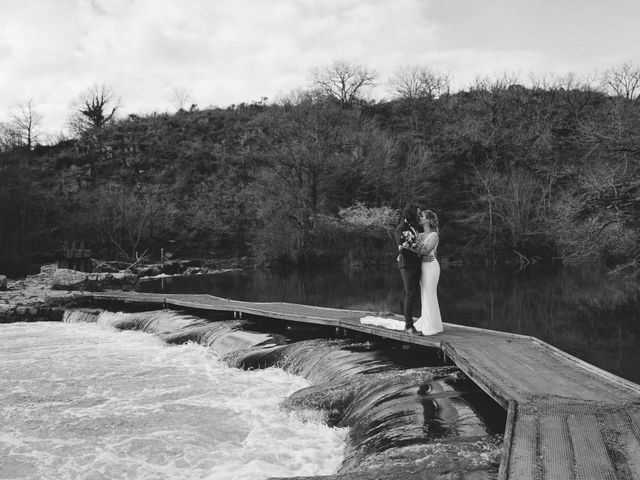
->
xmin=413 ymin=232 xmax=444 ymax=335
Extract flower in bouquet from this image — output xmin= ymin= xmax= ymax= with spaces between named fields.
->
xmin=400 ymin=230 xmax=419 ymax=252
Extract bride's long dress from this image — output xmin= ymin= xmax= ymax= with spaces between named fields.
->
xmin=414 ymin=232 xmax=444 ymax=335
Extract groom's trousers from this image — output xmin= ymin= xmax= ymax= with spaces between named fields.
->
xmin=399 ymin=267 xmax=421 ymax=328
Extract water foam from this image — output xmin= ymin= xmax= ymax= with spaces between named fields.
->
xmin=0 ymin=322 xmax=347 ymax=480
xmin=53 ymin=308 xmax=504 ymax=477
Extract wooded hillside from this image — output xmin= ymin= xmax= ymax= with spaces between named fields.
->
xmin=2 ymin=69 xmax=639 ymax=275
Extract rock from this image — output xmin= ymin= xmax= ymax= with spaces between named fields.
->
xmin=103 ymin=272 xmax=138 ymax=290
xmin=40 ymin=264 xmax=57 ymax=275
xmin=181 ymin=259 xmax=202 ymax=268
xmin=184 ymin=267 xmax=204 ymax=275
xmin=0 ymin=275 xmax=6 ymax=291
xmin=0 ymin=265 xmax=90 ymax=317
xmin=135 ymin=266 xmax=161 ymax=277
xmin=92 ymin=259 xmax=130 ymax=271
xmin=52 ymin=269 xmax=91 ymax=290
xmin=160 ymin=260 xmax=182 ymax=275
xmin=134 ymin=260 xmax=183 ymax=276
xmin=93 ymin=262 xmax=120 ymax=273
xmin=203 ymin=259 xmax=218 ymax=269
xmin=52 ymin=269 xmax=138 ymax=291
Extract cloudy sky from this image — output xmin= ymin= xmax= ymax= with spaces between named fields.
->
xmin=1 ymin=0 xmax=638 ymax=136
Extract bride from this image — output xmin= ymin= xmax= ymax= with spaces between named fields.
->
xmin=413 ymin=210 xmax=444 ymax=336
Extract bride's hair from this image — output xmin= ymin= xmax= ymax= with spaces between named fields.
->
xmin=424 ymin=210 xmax=439 ymax=232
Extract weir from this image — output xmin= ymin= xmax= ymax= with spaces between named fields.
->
xmin=61 ymin=306 xmax=503 ymax=478
xmin=80 ymin=291 xmax=640 ymax=480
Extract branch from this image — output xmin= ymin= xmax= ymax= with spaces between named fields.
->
xmin=126 ymin=249 xmax=149 ymax=271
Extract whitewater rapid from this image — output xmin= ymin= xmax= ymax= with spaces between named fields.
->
xmin=0 ymin=320 xmax=347 ymax=480
xmin=1 ymin=307 xmax=504 ymax=479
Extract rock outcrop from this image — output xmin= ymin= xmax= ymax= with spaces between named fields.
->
xmin=51 ymin=269 xmax=138 ymax=291
xmin=0 ymin=264 xmax=82 ymax=323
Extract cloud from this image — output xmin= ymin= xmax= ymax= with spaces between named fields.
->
xmin=0 ymin=0 xmax=638 ymax=134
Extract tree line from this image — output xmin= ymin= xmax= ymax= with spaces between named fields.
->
xmin=1 ymin=61 xmax=639 ymax=275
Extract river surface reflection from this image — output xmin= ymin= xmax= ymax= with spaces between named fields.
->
xmin=138 ymin=265 xmax=640 ymax=384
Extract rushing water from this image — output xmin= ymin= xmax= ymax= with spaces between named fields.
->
xmin=5 ymin=263 xmax=636 ymax=479
xmin=138 ymin=264 xmax=640 ymax=384
xmin=1 ymin=307 xmax=505 ymax=479
xmin=0 ymin=319 xmax=346 ymax=480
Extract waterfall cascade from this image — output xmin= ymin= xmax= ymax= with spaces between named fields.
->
xmin=64 ymin=308 xmax=505 ymax=478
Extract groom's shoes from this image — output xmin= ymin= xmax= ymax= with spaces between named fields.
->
xmin=404 ymin=326 xmax=419 ymax=335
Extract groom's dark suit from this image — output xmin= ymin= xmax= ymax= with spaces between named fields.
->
xmin=395 ymin=221 xmax=422 ymax=330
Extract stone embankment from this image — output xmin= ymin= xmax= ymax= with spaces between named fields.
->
xmin=0 ymin=264 xmax=147 ymax=322
xmin=0 ymin=264 xmax=82 ymax=323
xmin=0 ymin=262 xmax=235 ymax=323
xmin=51 ymin=268 xmax=138 ymax=291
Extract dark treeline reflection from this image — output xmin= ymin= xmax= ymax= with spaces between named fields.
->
xmin=139 ymin=265 xmax=640 ymax=384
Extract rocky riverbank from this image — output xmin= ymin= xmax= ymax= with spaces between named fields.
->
xmin=0 ymin=262 xmax=236 ymax=323
xmin=0 ymin=264 xmax=82 ymax=322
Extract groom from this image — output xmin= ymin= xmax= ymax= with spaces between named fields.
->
xmin=395 ymin=203 xmax=422 ymax=334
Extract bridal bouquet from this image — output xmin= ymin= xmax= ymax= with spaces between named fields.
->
xmin=400 ymin=230 xmax=419 ymax=253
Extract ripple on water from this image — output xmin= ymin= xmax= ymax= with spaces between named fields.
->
xmin=0 ymin=322 xmax=347 ymax=480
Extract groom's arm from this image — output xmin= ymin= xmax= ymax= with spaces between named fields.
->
xmin=395 ymin=225 xmax=405 ymax=251
xmin=394 ymin=224 xmax=401 ymax=246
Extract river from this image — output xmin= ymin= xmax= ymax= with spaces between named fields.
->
xmin=0 ymin=319 xmax=346 ymax=480
xmin=1 ymin=264 xmax=637 ymax=479
xmin=138 ymin=264 xmax=640 ymax=384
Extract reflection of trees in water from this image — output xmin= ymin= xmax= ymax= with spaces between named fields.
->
xmin=442 ymin=265 xmax=639 ymax=336
xmin=144 ymin=265 xmax=640 ymax=382
xmin=441 ymin=265 xmax=640 ymax=382
xmin=207 ymin=267 xmax=407 ymax=312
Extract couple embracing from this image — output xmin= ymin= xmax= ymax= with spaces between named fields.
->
xmin=396 ymin=203 xmax=444 ymax=336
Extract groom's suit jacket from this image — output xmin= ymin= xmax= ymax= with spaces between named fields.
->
xmin=395 ymin=221 xmax=422 ymax=270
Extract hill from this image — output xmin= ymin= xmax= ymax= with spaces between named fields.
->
xmin=2 ymin=85 xmax=639 ymax=275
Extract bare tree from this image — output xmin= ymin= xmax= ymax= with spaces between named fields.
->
xmin=168 ymin=86 xmax=193 ymax=111
xmin=311 ymin=60 xmax=377 ymax=106
xmin=0 ymin=122 xmax=21 ymax=152
xmin=68 ymin=84 xmax=120 ymax=135
xmin=601 ymin=62 xmax=640 ymax=101
xmin=11 ymin=99 xmax=43 ymax=149
xmin=467 ymin=71 xmax=522 ymax=93
xmin=389 ymin=66 xmax=422 ymax=100
xmin=79 ymin=183 xmax=167 ymax=260
xmin=389 ymin=65 xmax=451 ymax=100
